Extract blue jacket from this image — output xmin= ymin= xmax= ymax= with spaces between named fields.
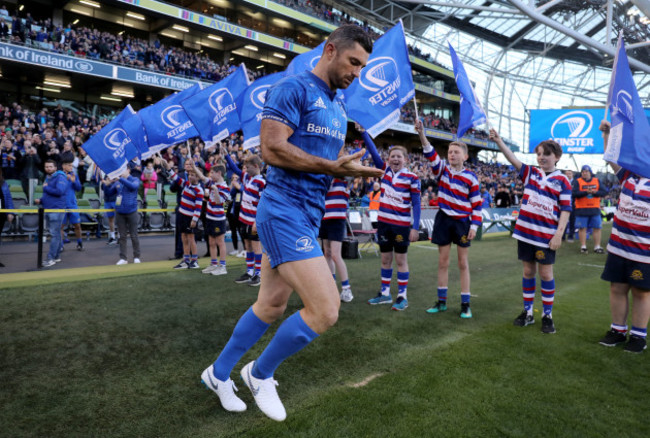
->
xmin=40 ymin=171 xmax=68 ymax=209
xmin=1 ymin=181 xmax=14 ymax=212
xmin=101 ymin=180 xmax=118 ymax=203
xmin=114 ymin=175 xmax=140 ymax=215
xmin=64 ymin=171 xmax=81 ymax=208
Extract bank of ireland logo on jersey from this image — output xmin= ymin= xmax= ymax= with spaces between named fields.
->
xmin=295 ymin=236 xmax=315 ymax=253
xmin=359 ymin=56 xmax=401 ymax=107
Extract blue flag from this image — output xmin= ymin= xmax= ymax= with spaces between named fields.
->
xmin=604 ymin=33 xmax=650 ymax=178
xmin=182 ymin=64 xmax=250 ymax=147
xmin=82 ymin=107 xmax=140 ymax=179
xmin=121 ymin=106 xmax=149 ymax=159
xmin=448 ymin=41 xmax=488 ymax=139
xmin=139 ymin=83 xmax=201 ymax=154
xmin=237 ymin=71 xmax=286 ymax=150
xmin=285 ymin=41 xmax=325 ymax=76
xmin=343 ymin=21 xmax=415 ymax=138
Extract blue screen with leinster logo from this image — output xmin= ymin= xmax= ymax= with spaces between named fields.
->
xmin=529 ymin=108 xmax=605 ymax=154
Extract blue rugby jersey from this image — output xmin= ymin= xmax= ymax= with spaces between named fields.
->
xmin=261 ymin=71 xmax=347 ymax=217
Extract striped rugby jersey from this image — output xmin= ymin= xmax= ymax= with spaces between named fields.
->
xmin=607 ymin=169 xmax=650 ymax=263
xmin=239 ymin=173 xmax=266 ymax=226
xmin=425 ymin=149 xmax=482 ymax=229
xmin=513 ymin=164 xmax=572 ymax=248
xmin=170 ymin=171 xmax=204 ymax=220
xmin=323 ymin=178 xmax=350 ymax=221
xmin=377 ymin=164 xmax=421 ymax=227
xmin=205 ymin=180 xmax=231 ymax=221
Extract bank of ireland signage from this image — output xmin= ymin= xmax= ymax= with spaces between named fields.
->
xmin=529 ymin=108 xmax=605 ymax=154
xmin=0 ymin=43 xmax=113 ymax=77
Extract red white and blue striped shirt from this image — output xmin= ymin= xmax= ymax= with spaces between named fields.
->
xmin=377 ymin=164 xmax=421 ymax=227
xmin=170 ymin=171 xmax=204 ymax=220
xmin=608 ymin=169 xmax=650 ymax=263
xmin=239 ymin=173 xmax=266 ymax=226
xmin=323 ymin=178 xmax=350 ymax=221
xmin=425 ymin=149 xmax=482 ymax=229
xmin=205 ymin=180 xmax=231 ymax=221
xmin=513 ymin=164 xmax=572 ymax=248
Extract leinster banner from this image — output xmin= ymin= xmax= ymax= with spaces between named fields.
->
xmin=604 ymin=33 xmax=650 ymax=178
xmin=182 ymin=64 xmax=250 ymax=146
xmin=139 ymin=83 xmax=202 ymax=153
xmin=343 ymin=21 xmax=415 ymax=138
xmin=529 ymin=108 xmax=605 ymax=154
xmin=83 ymin=107 xmax=140 ymax=179
xmin=285 ymin=41 xmax=325 ymax=76
xmin=237 ymin=71 xmax=286 ymax=150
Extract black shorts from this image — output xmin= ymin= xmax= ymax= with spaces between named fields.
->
xmin=241 ymin=223 xmax=260 ymax=241
xmin=601 ymin=252 xmax=650 ymax=290
xmin=318 ymin=219 xmax=346 ymax=242
xmin=517 ymin=240 xmax=556 ymax=265
xmin=205 ymin=219 xmax=227 ymax=237
xmin=431 ymin=210 xmax=471 ymax=247
xmin=377 ymin=221 xmax=410 ymax=254
xmin=178 ymin=214 xmax=198 ymax=235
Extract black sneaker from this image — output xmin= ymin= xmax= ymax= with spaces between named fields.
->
xmin=580 ymin=247 xmax=588 ymax=254
xmin=594 ymin=247 xmax=605 ymax=254
xmin=188 ymin=260 xmax=200 ymax=269
xmin=234 ymin=273 xmax=253 ymax=284
xmin=599 ymin=329 xmax=627 ymax=347
xmin=173 ymin=261 xmax=189 ymax=269
xmin=541 ymin=315 xmax=556 ymax=334
xmin=76 ymin=242 xmax=83 ymax=251
xmin=624 ymin=335 xmax=647 ymax=353
xmin=513 ymin=311 xmax=534 ymax=327
xmin=248 ymin=274 xmax=261 ymax=287
xmin=107 ymin=238 xmax=117 ymax=246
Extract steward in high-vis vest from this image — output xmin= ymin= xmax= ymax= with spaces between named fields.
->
xmin=572 ymin=165 xmax=607 ymax=254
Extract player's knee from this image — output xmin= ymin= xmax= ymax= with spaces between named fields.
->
xmin=319 ymin=306 xmax=339 ymax=329
xmin=458 ymin=258 xmax=469 ymax=271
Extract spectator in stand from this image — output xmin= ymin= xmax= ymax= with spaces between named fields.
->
xmin=494 ymin=184 xmax=512 ymax=208
xmin=141 ymin=159 xmax=158 ymax=197
xmin=1 ymin=137 xmax=20 ymax=180
xmin=19 ymin=139 xmax=40 ymax=197
xmin=0 ymin=168 xmax=15 ymax=267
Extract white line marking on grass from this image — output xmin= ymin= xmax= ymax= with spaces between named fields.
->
xmin=578 ymin=263 xmax=605 ymax=268
xmin=414 ymin=246 xmax=438 ymax=251
xmin=349 ymin=373 xmax=384 ymax=388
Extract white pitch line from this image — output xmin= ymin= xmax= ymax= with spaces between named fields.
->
xmin=578 ymin=263 xmax=605 ymax=268
xmin=348 ymin=372 xmax=384 ymax=388
xmin=414 ymin=245 xmax=438 ymax=251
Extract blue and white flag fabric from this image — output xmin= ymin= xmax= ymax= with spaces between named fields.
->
xmin=182 ymin=64 xmax=250 ymax=147
xmin=448 ymin=41 xmax=488 ymax=139
xmin=285 ymin=41 xmax=325 ymax=76
xmin=120 ymin=106 xmax=150 ymax=159
xmin=604 ymin=33 xmax=650 ymax=178
xmin=82 ymin=107 xmax=139 ymax=179
xmin=343 ymin=21 xmax=415 ymax=138
xmin=139 ymin=83 xmax=201 ymax=154
xmin=237 ymin=71 xmax=286 ymax=150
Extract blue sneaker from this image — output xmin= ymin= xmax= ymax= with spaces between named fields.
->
xmin=367 ymin=293 xmax=392 ymax=305
xmin=391 ymin=297 xmax=408 ymax=311
xmin=426 ymin=301 xmax=447 ymax=314
xmin=460 ymin=303 xmax=472 ymax=319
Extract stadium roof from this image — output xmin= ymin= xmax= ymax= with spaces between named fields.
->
xmin=339 ymin=0 xmax=650 ymax=150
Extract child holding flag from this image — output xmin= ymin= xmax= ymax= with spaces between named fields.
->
xmin=160 ymin=152 xmax=204 ymax=269
xmin=598 ymin=120 xmax=650 ymax=353
xmin=224 ymin=150 xmax=266 ymax=287
xmin=192 ymin=161 xmax=231 ymax=276
xmin=416 ymin=119 xmax=482 ymax=319
xmin=490 ymin=129 xmax=571 ymax=334
xmin=359 ymin=125 xmax=421 ymax=311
